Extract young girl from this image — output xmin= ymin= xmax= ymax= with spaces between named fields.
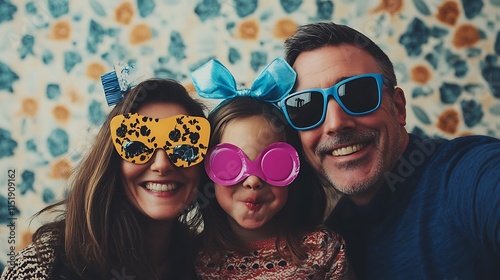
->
xmin=1 ymin=78 xmax=209 ymax=279
xmin=191 ymin=59 xmax=353 ymax=279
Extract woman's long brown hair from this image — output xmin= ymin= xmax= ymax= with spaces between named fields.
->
xmin=32 ymin=78 xmax=206 ymax=279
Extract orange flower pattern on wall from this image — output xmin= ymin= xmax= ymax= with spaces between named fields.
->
xmin=437 ymin=1 xmax=460 ymax=26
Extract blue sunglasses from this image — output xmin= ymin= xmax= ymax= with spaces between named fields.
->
xmin=279 ymin=73 xmax=392 ymax=130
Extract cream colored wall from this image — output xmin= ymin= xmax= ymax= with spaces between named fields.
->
xmin=1 ymin=0 xmax=499 ymax=268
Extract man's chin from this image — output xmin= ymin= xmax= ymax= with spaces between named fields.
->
xmin=323 ymin=170 xmax=377 ymax=195
xmin=334 ymin=183 xmax=371 ymax=196
xmin=332 ymin=177 xmax=385 ymax=206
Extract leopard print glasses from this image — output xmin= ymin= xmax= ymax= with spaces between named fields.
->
xmin=110 ymin=113 xmax=210 ymax=167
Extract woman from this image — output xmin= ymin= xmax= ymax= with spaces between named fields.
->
xmin=1 ymin=79 xmax=209 ymax=279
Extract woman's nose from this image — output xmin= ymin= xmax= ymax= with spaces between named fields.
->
xmin=149 ymin=149 xmax=175 ymax=175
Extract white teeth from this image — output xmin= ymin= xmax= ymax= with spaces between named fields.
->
xmin=332 ymin=144 xmax=365 ymax=156
xmin=145 ymin=182 xmax=178 ymax=192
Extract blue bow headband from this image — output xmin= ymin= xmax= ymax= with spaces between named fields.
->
xmin=190 ymin=57 xmax=296 ymax=110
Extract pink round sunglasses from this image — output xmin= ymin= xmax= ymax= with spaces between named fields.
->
xmin=205 ymin=142 xmax=300 ymax=187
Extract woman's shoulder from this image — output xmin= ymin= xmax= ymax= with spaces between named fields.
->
xmin=1 ymin=233 xmax=57 ymax=280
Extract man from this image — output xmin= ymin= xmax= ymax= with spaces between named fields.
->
xmin=280 ymin=21 xmax=500 ymax=279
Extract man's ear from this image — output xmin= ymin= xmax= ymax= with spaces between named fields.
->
xmin=393 ymin=87 xmax=407 ymax=126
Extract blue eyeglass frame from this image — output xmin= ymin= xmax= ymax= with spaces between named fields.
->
xmin=279 ymin=73 xmax=392 ymax=131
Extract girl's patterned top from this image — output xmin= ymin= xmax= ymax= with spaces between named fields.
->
xmin=195 ymin=229 xmax=354 ymax=280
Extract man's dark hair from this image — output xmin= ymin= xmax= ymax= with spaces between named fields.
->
xmin=284 ymin=21 xmax=397 ymax=87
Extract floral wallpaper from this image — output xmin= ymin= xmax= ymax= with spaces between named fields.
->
xmin=0 ymin=0 xmax=499 ymax=271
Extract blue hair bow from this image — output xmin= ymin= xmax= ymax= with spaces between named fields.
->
xmin=190 ymin=57 xmax=296 ymax=104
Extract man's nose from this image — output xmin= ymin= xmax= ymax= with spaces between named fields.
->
xmin=321 ymin=98 xmax=356 ymax=134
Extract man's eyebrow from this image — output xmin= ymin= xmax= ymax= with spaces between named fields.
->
xmin=294 ymin=75 xmax=355 ymax=90
xmin=336 ymin=76 xmax=350 ymax=83
xmin=327 ymin=76 xmax=350 ymax=87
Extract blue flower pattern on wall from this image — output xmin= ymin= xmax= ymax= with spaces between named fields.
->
xmin=0 ymin=0 xmax=499 ymax=271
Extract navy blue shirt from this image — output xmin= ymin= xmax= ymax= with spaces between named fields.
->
xmin=326 ymin=134 xmax=500 ymax=280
